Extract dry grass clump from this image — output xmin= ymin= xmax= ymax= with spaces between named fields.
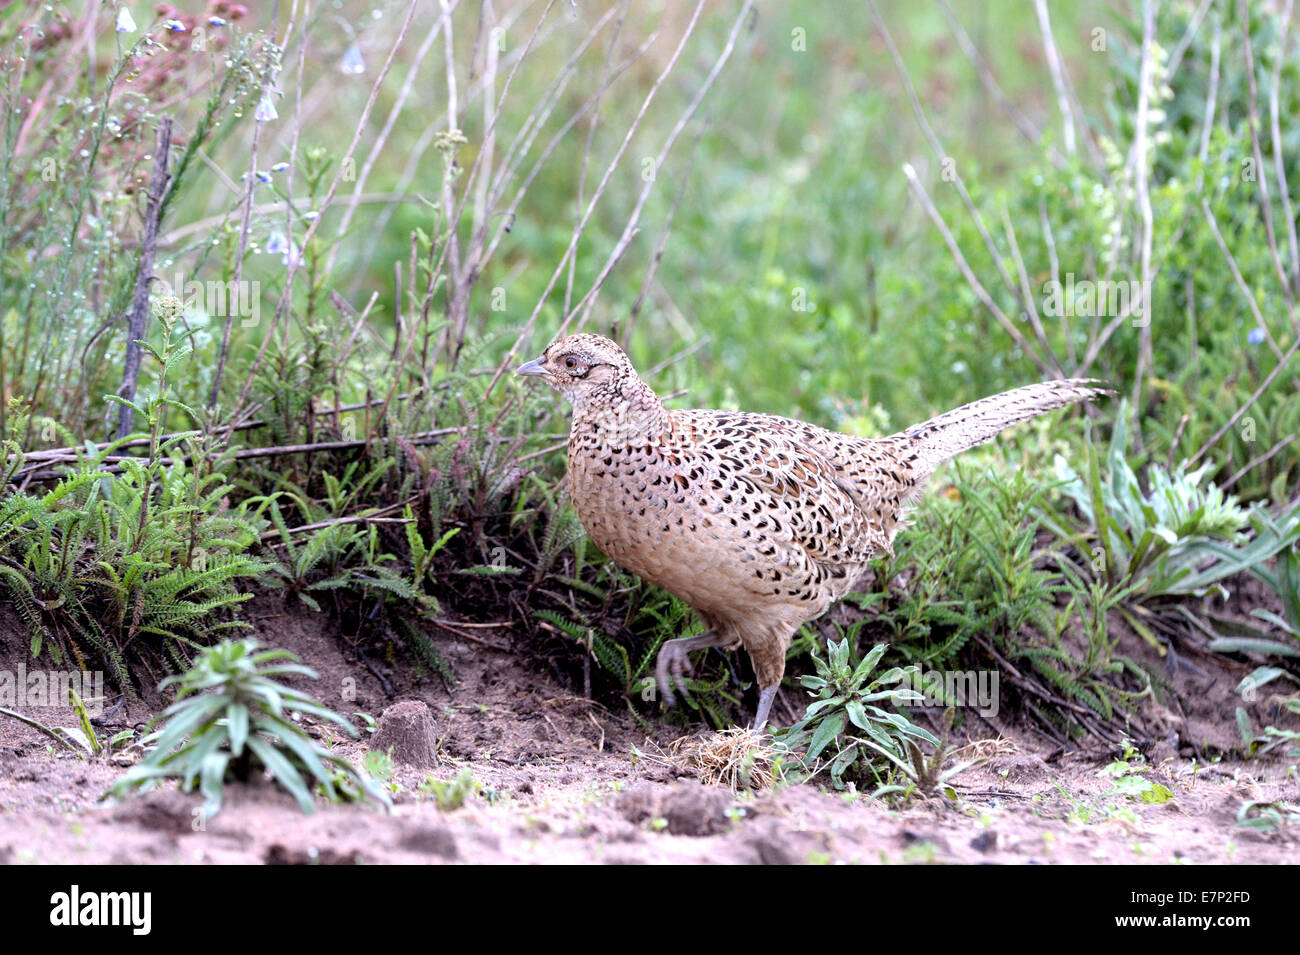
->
xmin=949 ymin=736 xmax=1018 ymax=761
xmin=661 ymin=728 xmax=782 ymax=792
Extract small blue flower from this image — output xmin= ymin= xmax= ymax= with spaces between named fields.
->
xmin=271 ymin=161 xmax=290 ymax=173
xmin=266 ymin=231 xmax=303 ymax=267
xmin=208 ymin=16 xmax=227 ymax=27
xmin=116 ymin=8 xmax=137 ymax=33
xmin=164 ymin=19 xmax=187 ymax=32
xmin=340 ymin=43 xmax=366 ymax=75
xmin=256 ymin=170 xmax=272 ymax=184
xmin=1247 ymin=327 xmax=1266 ymax=345
xmin=255 ymin=92 xmax=279 ymax=123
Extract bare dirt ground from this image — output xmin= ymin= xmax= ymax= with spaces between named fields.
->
xmin=0 ymin=596 xmax=1297 ymax=864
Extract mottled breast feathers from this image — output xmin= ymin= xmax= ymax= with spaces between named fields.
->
xmin=666 ymin=410 xmax=892 ymax=573
xmin=566 ymin=401 xmax=911 ymax=624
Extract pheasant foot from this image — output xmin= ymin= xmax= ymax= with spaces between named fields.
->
xmin=656 ymin=631 xmax=729 ymax=707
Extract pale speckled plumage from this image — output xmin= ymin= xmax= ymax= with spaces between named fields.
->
xmin=517 ymin=334 xmax=1107 ymax=728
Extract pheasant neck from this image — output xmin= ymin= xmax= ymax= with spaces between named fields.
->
xmin=569 ymin=375 xmax=669 ymax=448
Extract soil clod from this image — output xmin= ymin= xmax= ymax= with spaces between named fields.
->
xmin=370 ymin=700 xmax=438 ymax=768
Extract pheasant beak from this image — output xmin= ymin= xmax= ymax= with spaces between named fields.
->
xmin=515 ymin=356 xmax=548 ymax=378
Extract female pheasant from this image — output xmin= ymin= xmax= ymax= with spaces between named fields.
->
xmin=518 ymin=334 xmax=1106 ymax=729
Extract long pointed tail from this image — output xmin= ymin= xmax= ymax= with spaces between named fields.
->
xmin=898 ymin=378 xmax=1111 ymax=480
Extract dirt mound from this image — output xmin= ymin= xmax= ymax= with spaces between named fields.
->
xmin=617 ymin=781 xmax=734 ymax=836
xmin=371 ymin=701 xmax=439 ymax=768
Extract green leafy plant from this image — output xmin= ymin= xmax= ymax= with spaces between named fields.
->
xmin=1051 ymin=410 xmax=1264 ymax=599
xmin=867 ymin=465 xmax=1065 ymax=667
xmin=107 ymin=639 xmax=389 ymax=818
xmin=1248 ymin=545 xmax=1300 ymax=648
xmin=1096 ymin=738 xmax=1174 ymax=805
xmin=1236 ymin=698 xmax=1300 ymax=760
xmin=1048 ymin=412 xmax=1300 ymax=676
xmin=0 ymin=300 xmax=273 ymax=691
xmin=362 ymin=748 xmax=397 ymax=789
xmin=775 ymin=632 xmax=940 ymax=792
xmin=534 ymin=566 xmax=740 ymax=727
xmin=420 ymin=769 xmax=479 ymax=811
xmin=840 ymin=464 xmax=1149 ymax=738
xmin=1236 ymin=799 xmax=1300 ymax=833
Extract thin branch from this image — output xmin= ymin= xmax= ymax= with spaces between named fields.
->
xmin=1038 ymin=197 xmax=1075 ymax=366
xmin=1238 ymin=0 xmax=1294 ymax=314
xmin=1268 ymin=0 xmax=1300 ymax=310
xmin=1201 ymin=200 xmax=1285 ymax=359
xmin=903 ymin=163 xmax=1054 ymax=376
xmin=935 ymin=0 xmax=1060 ymax=163
xmin=16 ymin=429 xmax=473 ymax=484
xmin=1033 ymin=0 xmax=1076 ymax=155
xmin=1166 ymin=0 xmax=1217 ymax=78
xmin=259 ymin=496 xmax=420 ymax=541
xmin=1129 ymin=0 xmax=1157 ymax=411
xmin=1187 ymin=337 xmax=1300 ymax=468
xmin=1222 ymin=434 xmax=1297 ymax=490
xmin=1000 ymin=203 xmax=1062 ymax=375
xmin=1197 ymin=19 xmax=1221 ymax=168
xmin=869 ymin=0 xmax=1059 ymax=374
xmin=626 ymin=112 xmax=712 ymax=343
xmin=116 ymin=117 xmax=173 ymax=440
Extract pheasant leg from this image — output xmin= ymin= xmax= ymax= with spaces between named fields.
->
xmin=656 ymin=631 xmax=729 ymax=706
xmin=753 ymin=684 xmax=779 ymax=731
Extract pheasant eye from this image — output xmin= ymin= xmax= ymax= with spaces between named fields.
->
xmin=564 ymin=356 xmax=577 ymax=370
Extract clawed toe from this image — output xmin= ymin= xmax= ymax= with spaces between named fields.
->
xmin=654 ymin=631 xmax=727 ymax=712
xmin=671 ymin=651 xmax=693 ymax=703
xmin=656 ymin=651 xmax=677 ymax=706
xmin=656 ymin=644 xmax=692 ymax=707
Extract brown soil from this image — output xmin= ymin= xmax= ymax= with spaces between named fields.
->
xmin=0 ymin=595 xmax=1297 ymax=865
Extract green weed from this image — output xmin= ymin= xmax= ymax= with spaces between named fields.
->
xmin=107 ymin=638 xmax=388 ymax=819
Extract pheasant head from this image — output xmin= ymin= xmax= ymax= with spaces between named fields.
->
xmin=516 ymin=334 xmax=667 ymax=445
